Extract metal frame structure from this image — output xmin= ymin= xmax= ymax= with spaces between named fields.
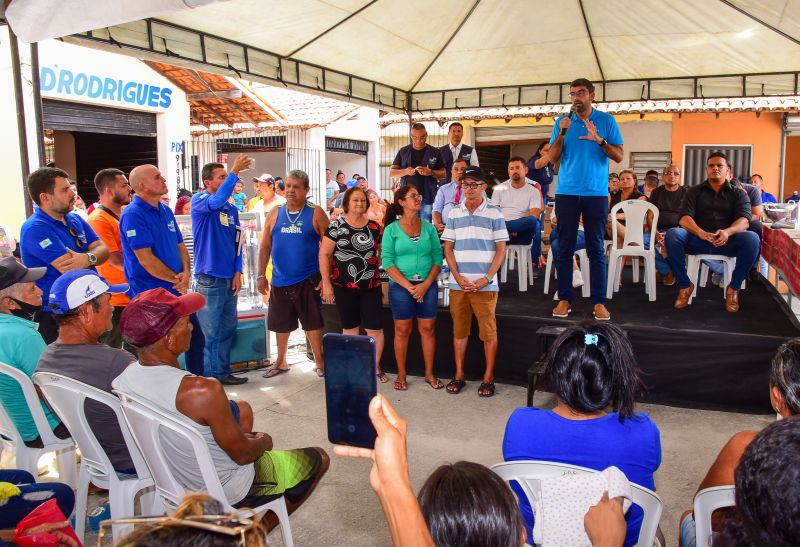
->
xmin=61 ymin=17 xmax=800 ymax=115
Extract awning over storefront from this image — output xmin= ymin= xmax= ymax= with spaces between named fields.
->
xmin=5 ymin=0 xmax=800 ymax=112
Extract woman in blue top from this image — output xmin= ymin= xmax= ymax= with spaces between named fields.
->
xmin=503 ymin=320 xmax=661 ymax=547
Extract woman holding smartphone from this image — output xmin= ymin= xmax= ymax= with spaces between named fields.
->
xmin=320 ymin=187 xmax=388 ymax=383
xmin=381 ymin=185 xmax=443 ymax=391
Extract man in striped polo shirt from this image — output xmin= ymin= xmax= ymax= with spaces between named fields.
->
xmin=442 ymin=166 xmax=508 ymax=398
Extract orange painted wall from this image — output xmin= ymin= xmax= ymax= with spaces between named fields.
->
xmin=784 ymin=136 xmax=800 ymax=200
xmin=671 ymin=112 xmax=783 ymax=196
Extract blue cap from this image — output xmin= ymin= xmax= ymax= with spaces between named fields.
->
xmin=48 ymin=270 xmax=129 ymax=314
xmin=347 ymin=178 xmax=359 ymax=188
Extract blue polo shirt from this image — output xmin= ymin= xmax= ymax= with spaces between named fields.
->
xmin=120 ymin=195 xmax=184 ymax=296
xmin=191 ymin=172 xmax=242 ymax=278
xmin=20 ymin=208 xmax=99 ymax=308
xmin=550 ymin=107 xmax=623 ymax=196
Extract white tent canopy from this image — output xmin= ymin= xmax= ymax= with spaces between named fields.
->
xmin=6 ymin=0 xmax=800 ymax=111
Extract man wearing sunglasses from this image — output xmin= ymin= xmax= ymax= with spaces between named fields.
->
xmin=20 ymin=167 xmax=110 ymax=343
xmin=547 ymin=78 xmax=623 ymax=321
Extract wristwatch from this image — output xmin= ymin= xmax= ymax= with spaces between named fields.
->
xmin=483 ymin=274 xmax=492 ymax=284
xmin=598 ymin=137 xmax=608 ymax=147
xmin=86 ymin=252 xmax=97 ymax=266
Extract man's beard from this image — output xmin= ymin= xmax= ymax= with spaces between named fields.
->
xmin=55 ymin=202 xmax=73 ymax=215
xmin=113 ymin=194 xmax=130 ymax=206
xmin=511 ymin=173 xmax=521 ymax=182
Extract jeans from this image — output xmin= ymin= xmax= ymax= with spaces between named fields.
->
xmin=185 ymin=313 xmax=206 ymax=376
xmin=554 ymin=195 xmax=608 ymax=304
xmin=549 ymin=227 xmax=586 ymax=262
xmin=642 ymin=232 xmax=672 ymax=276
xmin=195 ymin=274 xmax=238 ymax=380
xmin=420 ymin=203 xmax=433 ymax=223
xmin=664 ymin=228 xmax=761 ymax=290
xmin=0 ymin=469 xmax=75 ymax=528
xmin=506 ymin=216 xmax=540 ymax=250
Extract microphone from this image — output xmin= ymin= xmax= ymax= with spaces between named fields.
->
xmin=560 ymin=104 xmax=577 ymax=135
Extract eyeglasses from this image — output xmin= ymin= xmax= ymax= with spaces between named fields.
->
xmin=410 ymin=136 xmax=427 ymax=142
xmin=462 ymin=182 xmax=485 ymax=189
xmin=67 ymin=226 xmax=85 ymax=249
xmin=568 ymin=90 xmax=590 ymax=98
xmin=405 ymin=194 xmax=422 ymax=200
xmin=664 ymin=171 xmax=681 ymax=176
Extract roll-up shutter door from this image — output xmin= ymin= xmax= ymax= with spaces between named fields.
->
xmin=787 ymin=115 xmax=800 ymax=136
xmin=683 ymin=145 xmax=752 ymax=187
xmin=42 ymin=99 xmax=157 ymax=137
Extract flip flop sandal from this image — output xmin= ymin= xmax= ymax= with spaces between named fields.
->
xmin=394 ymin=379 xmax=408 ymax=391
xmin=478 ymin=382 xmax=496 ymax=397
xmin=446 ymin=379 xmax=466 ymax=394
xmin=425 ymin=378 xmax=445 ymax=390
xmin=314 ymin=368 xmax=325 ymax=378
xmin=262 ymin=365 xmax=290 ymax=378
xmin=376 ymin=372 xmax=390 ymax=383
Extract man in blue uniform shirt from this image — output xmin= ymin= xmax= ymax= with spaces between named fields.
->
xmin=192 ymin=155 xmax=253 ymax=385
xmin=547 ymin=78 xmax=624 ymax=321
xmin=20 ymin=167 xmax=109 ymax=343
xmin=390 ymin=123 xmax=446 ymax=222
xmin=120 ymin=164 xmax=204 ymax=374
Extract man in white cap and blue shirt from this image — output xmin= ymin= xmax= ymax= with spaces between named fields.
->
xmin=37 ymin=269 xmax=137 ymax=475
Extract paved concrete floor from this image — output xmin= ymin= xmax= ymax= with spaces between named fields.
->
xmin=222 ymin=330 xmax=773 ymax=547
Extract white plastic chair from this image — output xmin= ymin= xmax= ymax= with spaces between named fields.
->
xmin=686 ymin=255 xmax=743 ymax=304
xmin=491 ymin=460 xmax=662 ymax=547
xmin=501 ymin=244 xmax=535 ymax=291
xmin=543 ymin=248 xmax=590 ymax=298
xmin=606 ymin=200 xmax=659 ymax=301
xmin=0 ymin=361 xmax=77 ymax=487
xmin=116 ymin=391 xmax=294 ymax=547
xmin=33 ymin=372 xmax=162 ymax=543
xmin=693 ymin=485 xmax=735 ymax=547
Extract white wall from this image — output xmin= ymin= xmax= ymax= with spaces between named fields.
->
xmin=225 ymin=151 xmax=286 ymax=199
xmin=325 ymin=152 xmax=367 ymax=184
xmin=37 ymin=40 xmax=190 ymax=205
xmin=617 ymin=120 xmax=672 ymax=169
xmin=325 ymin=106 xmax=380 ymax=188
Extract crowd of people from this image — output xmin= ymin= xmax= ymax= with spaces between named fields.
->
xmin=0 ymin=75 xmax=795 ymax=546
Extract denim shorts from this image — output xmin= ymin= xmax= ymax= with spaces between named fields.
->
xmin=388 ymin=279 xmax=438 ymax=320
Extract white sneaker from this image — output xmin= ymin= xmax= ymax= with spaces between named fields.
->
xmin=572 ymin=269 xmax=584 ymax=288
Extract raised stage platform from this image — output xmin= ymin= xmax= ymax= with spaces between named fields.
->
xmin=321 ymin=273 xmax=800 ymax=414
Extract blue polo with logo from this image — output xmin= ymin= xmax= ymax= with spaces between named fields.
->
xmin=120 ymin=195 xmax=184 ymax=296
xmin=20 ymin=208 xmax=100 ymax=308
xmin=549 ymin=107 xmax=623 ymax=196
xmin=191 ymin=172 xmax=242 ymax=278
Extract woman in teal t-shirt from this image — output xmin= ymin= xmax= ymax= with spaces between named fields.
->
xmin=381 ymin=185 xmax=443 ymax=391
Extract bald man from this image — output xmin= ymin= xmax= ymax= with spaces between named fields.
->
xmin=120 ymin=165 xmax=205 ymax=373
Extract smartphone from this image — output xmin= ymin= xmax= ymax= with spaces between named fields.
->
xmin=323 ymin=333 xmax=378 ymax=449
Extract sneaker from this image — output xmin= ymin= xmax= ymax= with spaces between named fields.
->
xmin=552 ymin=300 xmax=571 ymax=317
xmin=572 ymin=269 xmax=584 ymax=288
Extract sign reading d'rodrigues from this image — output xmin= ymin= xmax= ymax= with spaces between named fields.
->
xmin=40 ymin=65 xmax=173 ymax=109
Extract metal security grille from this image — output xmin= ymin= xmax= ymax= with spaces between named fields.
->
xmin=683 ymin=145 xmax=752 ymax=187
xmin=42 ymin=99 xmax=157 ymax=136
xmin=325 ymin=137 xmax=368 ymax=155
xmin=216 ymin=135 xmax=286 ymax=152
xmin=629 ymin=152 xmax=672 ymax=183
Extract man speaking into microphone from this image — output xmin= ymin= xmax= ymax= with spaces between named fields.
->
xmin=547 ymin=78 xmax=623 ymax=320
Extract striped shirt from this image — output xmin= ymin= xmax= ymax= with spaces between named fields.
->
xmin=441 ymin=198 xmax=509 ymax=292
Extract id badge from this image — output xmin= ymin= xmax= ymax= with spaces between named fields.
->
xmin=219 ymin=212 xmax=229 ymax=226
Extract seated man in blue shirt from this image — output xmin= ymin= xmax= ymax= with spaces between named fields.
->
xmin=192 ymin=155 xmax=253 ymax=386
xmin=750 ymin=174 xmax=776 ymax=204
xmin=0 ymin=257 xmax=70 ymax=447
xmin=432 ymin=158 xmax=468 ymax=234
xmin=20 ymin=167 xmax=109 ymax=343
xmin=120 ymin=164 xmax=204 ymax=375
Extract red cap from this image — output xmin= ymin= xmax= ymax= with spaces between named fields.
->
xmin=120 ymin=288 xmax=205 ymax=347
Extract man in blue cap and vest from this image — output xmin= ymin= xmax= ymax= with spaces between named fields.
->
xmin=390 ymin=123 xmax=446 ymax=222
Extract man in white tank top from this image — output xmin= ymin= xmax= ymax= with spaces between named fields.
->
xmin=113 ymin=288 xmax=329 ymax=513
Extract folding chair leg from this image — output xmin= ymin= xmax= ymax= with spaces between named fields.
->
xmin=543 ymin=252 xmax=552 ymax=294
xmin=606 ymin=254 xmax=618 ymax=300
xmin=55 ymin=448 xmax=78 ymax=488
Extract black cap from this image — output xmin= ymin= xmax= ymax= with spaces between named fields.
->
xmin=0 ymin=257 xmax=46 ymax=291
xmin=462 ymin=166 xmax=487 ymax=183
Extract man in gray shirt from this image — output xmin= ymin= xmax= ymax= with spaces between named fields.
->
xmin=37 ymin=269 xmax=135 ymax=474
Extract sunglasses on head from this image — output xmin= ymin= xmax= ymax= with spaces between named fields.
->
xmin=67 ymin=226 xmax=85 ymax=249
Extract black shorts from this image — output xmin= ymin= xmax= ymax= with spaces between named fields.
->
xmin=333 ymin=286 xmax=383 ymax=331
xmin=268 ymin=278 xmax=324 ymax=333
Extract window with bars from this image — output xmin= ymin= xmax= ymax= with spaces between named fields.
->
xmin=629 ymin=152 xmax=672 ymax=183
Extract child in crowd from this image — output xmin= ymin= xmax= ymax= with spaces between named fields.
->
xmin=232 ymin=180 xmax=247 ymax=212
